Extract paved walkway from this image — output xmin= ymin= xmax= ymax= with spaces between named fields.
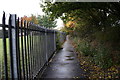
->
xmin=40 ymin=36 xmax=87 ymax=79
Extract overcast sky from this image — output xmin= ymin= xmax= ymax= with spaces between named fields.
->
xmin=0 ymin=0 xmax=64 ymax=28
xmin=0 ymin=0 xmax=44 ymax=17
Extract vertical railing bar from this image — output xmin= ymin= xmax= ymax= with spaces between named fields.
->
xmin=44 ymin=29 xmax=48 ymax=63
xmin=35 ymin=28 xmax=37 ymax=73
xmin=14 ymin=14 xmax=19 ymax=79
xmin=47 ymin=33 xmax=49 ymax=58
xmin=44 ymin=32 xmax=46 ymax=63
xmin=33 ymin=31 xmax=35 ymax=76
xmin=37 ymin=32 xmax=39 ymax=72
xmin=38 ymin=32 xmax=41 ymax=71
xmin=34 ymin=31 xmax=37 ymax=76
xmin=29 ymin=28 xmax=32 ymax=79
xmin=36 ymin=32 xmax=38 ymax=73
xmin=2 ymin=12 xmax=8 ymax=80
xmin=32 ymin=31 xmax=34 ymax=77
xmin=37 ymin=31 xmax=39 ymax=73
xmin=16 ymin=17 xmax=21 ymax=80
xmin=29 ymin=25 xmax=32 ymax=78
xmin=37 ymin=32 xmax=39 ymax=71
xmin=32 ymin=26 xmax=35 ymax=79
xmin=32 ymin=31 xmax=34 ymax=79
xmin=36 ymin=32 xmax=38 ymax=74
xmin=42 ymin=33 xmax=46 ymax=66
xmin=8 ymin=14 xmax=14 ymax=80
xmin=54 ymin=32 xmax=55 ymax=51
xmin=34 ymin=31 xmax=36 ymax=74
xmin=24 ymin=21 xmax=28 ymax=80
xmin=36 ymin=31 xmax=38 ymax=73
xmin=33 ymin=29 xmax=35 ymax=79
xmin=26 ymin=22 xmax=30 ymax=79
xmin=37 ymin=31 xmax=39 ymax=68
xmin=40 ymin=33 xmax=42 ymax=67
xmin=43 ymin=32 xmax=45 ymax=65
xmin=44 ymin=32 xmax=46 ymax=64
xmin=20 ymin=19 xmax=25 ymax=80
xmin=39 ymin=32 xmax=42 ymax=69
xmin=41 ymin=33 xmax=43 ymax=66
xmin=31 ymin=30 xmax=34 ymax=78
xmin=10 ymin=14 xmax=19 ymax=79
xmin=39 ymin=32 xmax=41 ymax=68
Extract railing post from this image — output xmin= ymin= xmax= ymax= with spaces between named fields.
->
xmin=2 ymin=12 xmax=8 ymax=80
xmin=11 ymin=14 xmax=18 ymax=79
xmin=54 ymin=31 xmax=56 ymax=51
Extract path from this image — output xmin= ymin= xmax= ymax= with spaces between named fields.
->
xmin=39 ymin=35 xmax=87 ymax=79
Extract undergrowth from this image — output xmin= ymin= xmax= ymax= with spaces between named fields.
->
xmin=72 ymin=36 xmax=120 ymax=79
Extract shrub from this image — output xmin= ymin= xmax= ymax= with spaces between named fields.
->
xmin=56 ymin=32 xmax=63 ymax=50
xmin=73 ymin=37 xmax=113 ymax=69
xmin=93 ymin=44 xmax=113 ymax=69
xmin=73 ymin=37 xmax=94 ymax=57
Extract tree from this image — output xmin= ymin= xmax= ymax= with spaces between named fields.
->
xmin=41 ymin=2 xmax=120 ymax=42
xmin=37 ymin=15 xmax=57 ymax=28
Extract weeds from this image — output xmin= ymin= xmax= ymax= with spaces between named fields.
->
xmin=73 ymin=37 xmax=114 ymax=69
xmin=72 ymin=37 xmax=119 ymax=79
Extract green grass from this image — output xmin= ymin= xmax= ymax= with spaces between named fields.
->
xmin=0 ymin=38 xmax=3 ymax=57
xmin=0 ymin=38 xmax=10 ymax=64
xmin=0 ymin=38 xmax=3 ymax=79
xmin=0 ymin=38 xmax=10 ymax=79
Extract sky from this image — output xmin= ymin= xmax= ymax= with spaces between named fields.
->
xmin=0 ymin=0 xmax=64 ymax=28
xmin=0 ymin=0 xmax=44 ymax=17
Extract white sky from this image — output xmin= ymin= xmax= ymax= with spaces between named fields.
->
xmin=0 ymin=0 xmax=44 ymax=17
xmin=0 ymin=0 xmax=64 ymax=29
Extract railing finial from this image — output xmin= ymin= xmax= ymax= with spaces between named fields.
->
xmin=2 ymin=11 xmax=5 ymax=24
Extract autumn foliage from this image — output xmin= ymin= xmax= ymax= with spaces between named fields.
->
xmin=21 ymin=15 xmax=38 ymax=24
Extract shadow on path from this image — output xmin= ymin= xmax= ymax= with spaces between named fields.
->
xmin=40 ymin=35 xmax=87 ymax=79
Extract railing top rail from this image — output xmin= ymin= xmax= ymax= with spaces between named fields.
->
xmin=29 ymin=24 xmax=57 ymax=33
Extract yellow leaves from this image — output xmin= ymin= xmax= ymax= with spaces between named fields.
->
xmin=75 ymin=50 xmax=119 ymax=79
xmin=84 ymin=69 xmax=86 ymax=71
xmin=66 ymin=21 xmax=76 ymax=28
xmin=94 ymin=66 xmax=101 ymax=71
xmin=108 ymin=75 xmax=112 ymax=78
xmin=108 ymin=67 xmax=116 ymax=71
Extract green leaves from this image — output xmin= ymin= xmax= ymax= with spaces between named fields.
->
xmin=37 ymin=15 xmax=57 ymax=28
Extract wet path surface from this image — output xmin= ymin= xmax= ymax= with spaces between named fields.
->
xmin=40 ymin=36 xmax=87 ymax=79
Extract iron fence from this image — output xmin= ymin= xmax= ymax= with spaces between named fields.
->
xmin=0 ymin=12 xmax=66 ymax=80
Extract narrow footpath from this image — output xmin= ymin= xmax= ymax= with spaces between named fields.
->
xmin=40 ymin=36 xmax=87 ymax=79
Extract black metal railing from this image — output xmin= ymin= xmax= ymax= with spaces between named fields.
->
xmin=0 ymin=12 xmax=66 ymax=80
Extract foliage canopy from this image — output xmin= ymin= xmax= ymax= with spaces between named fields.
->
xmin=41 ymin=2 xmax=120 ymax=43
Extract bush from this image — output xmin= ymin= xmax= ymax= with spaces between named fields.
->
xmin=73 ymin=37 xmax=113 ymax=69
xmin=93 ymin=44 xmax=113 ymax=69
xmin=56 ymin=32 xmax=63 ymax=50
xmin=73 ymin=37 xmax=94 ymax=57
